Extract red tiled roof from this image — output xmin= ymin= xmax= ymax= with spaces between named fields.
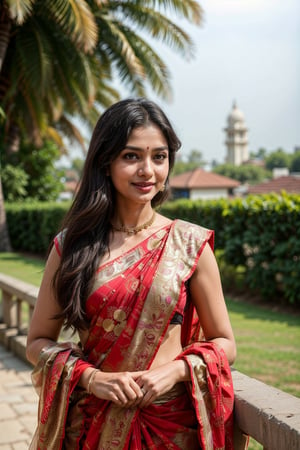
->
xmin=248 ymin=176 xmax=300 ymax=194
xmin=170 ymin=168 xmax=240 ymax=189
xmin=65 ymin=180 xmax=79 ymax=193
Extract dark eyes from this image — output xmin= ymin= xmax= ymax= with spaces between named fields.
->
xmin=155 ymin=153 xmax=168 ymax=160
xmin=123 ymin=152 xmax=168 ymax=161
xmin=123 ymin=153 xmax=139 ymax=160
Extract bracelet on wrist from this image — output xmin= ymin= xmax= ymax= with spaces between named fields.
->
xmin=87 ymin=369 xmax=98 ymax=395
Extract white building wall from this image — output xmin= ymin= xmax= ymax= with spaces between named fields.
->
xmin=190 ymin=188 xmax=229 ymax=200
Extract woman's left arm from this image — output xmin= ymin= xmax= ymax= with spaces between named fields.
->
xmin=189 ymin=242 xmax=236 ymax=365
xmin=135 ymin=241 xmax=236 ymax=407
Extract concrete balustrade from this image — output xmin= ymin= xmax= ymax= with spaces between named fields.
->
xmin=0 ymin=272 xmax=300 ymax=449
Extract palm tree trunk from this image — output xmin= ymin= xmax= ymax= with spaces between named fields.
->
xmin=0 ymin=7 xmax=13 ymax=251
xmin=0 ymin=5 xmax=11 ymax=72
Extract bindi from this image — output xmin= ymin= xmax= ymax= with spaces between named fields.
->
xmin=146 ymin=146 xmax=149 ymax=150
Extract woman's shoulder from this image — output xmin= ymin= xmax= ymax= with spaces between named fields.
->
xmin=173 ymin=218 xmax=213 ymax=238
xmin=169 ymin=219 xmax=214 ymax=252
xmin=156 ymin=214 xmax=212 ymax=235
xmin=53 ymin=229 xmax=67 ymax=257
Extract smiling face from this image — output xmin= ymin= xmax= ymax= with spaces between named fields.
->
xmin=109 ymin=124 xmax=169 ymax=207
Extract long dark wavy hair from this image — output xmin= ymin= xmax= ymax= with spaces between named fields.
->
xmin=53 ymin=98 xmax=181 ymax=330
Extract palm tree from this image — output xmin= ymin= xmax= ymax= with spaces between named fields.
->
xmin=1 ymin=0 xmax=203 ymax=150
xmin=90 ymin=0 xmax=202 ymax=99
xmin=0 ymin=0 xmax=203 ymax=250
xmin=0 ymin=0 xmax=103 ymax=250
xmin=0 ymin=1 xmax=105 ymax=150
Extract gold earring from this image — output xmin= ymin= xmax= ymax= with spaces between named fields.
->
xmin=160 ymin=184 xmax=165 ymax=192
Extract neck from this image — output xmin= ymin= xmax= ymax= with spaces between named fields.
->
xmin=111 ymin=209 xmax=156 ymax=235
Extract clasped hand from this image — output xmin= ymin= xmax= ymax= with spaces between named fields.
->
xmin=90 ymin=360 xmax=185 ymax=408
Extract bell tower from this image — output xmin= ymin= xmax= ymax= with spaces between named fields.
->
xmin=224 ymin=101 xmax=249 ymax=166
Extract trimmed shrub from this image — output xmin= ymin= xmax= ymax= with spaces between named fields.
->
xmin=5 ymin=202 xmax=69 ymax=255
xmin=5 ymin=193 xmax=300 ymax=305
xmin=159 ymin=198 xmax=228 ymax=249
xmin=161 ymin=193 xmax=300 ymax=305
xmin=223 ymin=193 xmax=300 ymax=304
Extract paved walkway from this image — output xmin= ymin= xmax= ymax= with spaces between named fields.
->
xmin=0 ymin=345 xmax=37 ymax=449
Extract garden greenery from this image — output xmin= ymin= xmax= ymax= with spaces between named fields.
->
xmin=5 ymin=193 xmax=300 ymax=306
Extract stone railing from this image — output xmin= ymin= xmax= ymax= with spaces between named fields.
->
xmin=0 ymin=273 xmax=38 ymax=360
xmin=0 ymin=272 xmax=300 ymax=449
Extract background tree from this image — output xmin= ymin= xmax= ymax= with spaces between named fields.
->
xmin=250 ymin=147 xmax=268 ymax=160
xmin=0 ymin=0 xmax=203 ymax=250
xmin=290 ymin=150 xmax=300 ymax=172
xmin=188 ymin=149 xmax=206 ymax=165
xmin=265 ymin=148 xmax=291 ymax=171
xmin=2 ymin=140 xmax=64 ymax=201
xmin=1 ymin=0 xmax=203 ymax=153
xmin=172 ymin=148 xmax=206 ymax=175
xmin=0 ymin=0 xmax=102 ymax=250
xmin=19 ymin=140 xmax=64 ymax=201
xmin=213 ymin=163 xmax=269 ymax=184
xmin=70 ymin=157 xmax=85 ymax=179
xmin=1 ymin=165 xmax=28 ymax=202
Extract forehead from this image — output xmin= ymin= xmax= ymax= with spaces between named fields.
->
xmin=127 ymin=124 xmax=167 ymax=144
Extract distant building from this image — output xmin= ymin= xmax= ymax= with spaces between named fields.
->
xmin=170 ymin=168 xmax=240 ymax=200
xmin=224 ymin=101 xmax=249 ymax=166
xmin=248 ymin=175 xmax=300 ymax=195
xmin=272 ymin=167 xmax=289 ymax=179
xmin=57 ymin=169 xmax=79 ymax=201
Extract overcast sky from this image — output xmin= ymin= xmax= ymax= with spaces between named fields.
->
xmin=68 ymin=0 xmax=299 ymax=167
xmin=144 ymin=0 xmax=300 ymax=164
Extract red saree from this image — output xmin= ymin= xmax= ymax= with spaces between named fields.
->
xmin=30 ymin=220 xmax=234 ymax=450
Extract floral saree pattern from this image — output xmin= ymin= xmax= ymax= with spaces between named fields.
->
xmin=30 ymin=220 xmax=234 ymax=450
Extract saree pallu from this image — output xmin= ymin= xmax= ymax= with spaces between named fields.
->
xmin=30 ymin=220 xmax=234 ymax=450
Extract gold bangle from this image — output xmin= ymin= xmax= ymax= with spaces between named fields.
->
xmin=87 ymin=369 xmax=98 ymax=395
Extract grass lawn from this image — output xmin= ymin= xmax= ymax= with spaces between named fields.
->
xmin=0 ymin=252 xmax=45 ymax=286
xmin=1 ymin=252 xmax=299 ymax=450
xmin=227 ymin=297 xmax=300 ymax=399
xmin=227 ymin=297 xmax=300 ymax=450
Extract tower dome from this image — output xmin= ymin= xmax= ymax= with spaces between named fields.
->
xmin=224 ymin=101 xmax=249 ymax=166
xmin=227 ymin=101 xmax=245 ymax=126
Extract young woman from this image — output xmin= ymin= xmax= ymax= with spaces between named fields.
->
xmin=27 ymin=98 xmax=236 ymax=449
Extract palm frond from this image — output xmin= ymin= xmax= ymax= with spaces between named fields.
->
xmin=14 ymin=19 xmax=52 ymax=95
xmin=45 ymin=126 xmax=66 ymax=152
xmin=6 ymin=0 xmax=35 ymax=24
xmin=96 ymin=18 xmax=171 ymax=98
xmin=102 ymin=4 xmax=199 ymax=59
xmin=90 ymin=0 xmax=108 ymax=7
xmin=36 ymin=23 xmax=98 ymax=113
xmin=138 ymin=0 xmax=203 ymax=25
xmin=2 ymin=0 xmax=204 ymax=155
xmin=0 ymin=107 xmax=6 ymax=123
xmin=55 ymin=115 xmax=87 ymax=153
xmin=36 ymin=0 xmax=98 ymax=52
xmin=94 ymin=82 xmax=119 ymax=110
xmin=98 ymin=15 xmax=145 ymax=77
xmin=14 ymin=85 xmax=46 ymax=145
xmin=122 ymin=28 xmax=172 ymax=99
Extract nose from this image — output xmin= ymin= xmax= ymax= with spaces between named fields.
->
xmin=138 ymin=158 xmax=153 ymax=177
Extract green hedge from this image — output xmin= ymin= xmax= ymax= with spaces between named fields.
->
xmin=5 ymin=202 xmax=69 ymax=255
xmin=160 ymin=193 xmax=300 ymax=306
xmin=222 ymin=194 xmax=300 ymax=304
xmin=5 ymin=193 xmax=300 ymax=305
xmin=159 ymin=198 xmax=228 ymax=249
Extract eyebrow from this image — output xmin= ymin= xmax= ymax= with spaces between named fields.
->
xmin=124 ymin=145 xmax=169 ymax=151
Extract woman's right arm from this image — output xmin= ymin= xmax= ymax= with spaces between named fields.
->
xmin=26 ymin=247 xmax=145 ymax=408
xmin=26 ymin=246 xmax=64 ymax=366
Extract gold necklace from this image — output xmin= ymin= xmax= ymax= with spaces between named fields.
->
xmin=112 ymin=211 xmax=156 ymax=235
